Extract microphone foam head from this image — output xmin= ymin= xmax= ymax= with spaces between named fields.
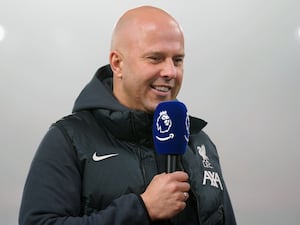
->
xmin=153 ymin=100 xmax=190 ymax=155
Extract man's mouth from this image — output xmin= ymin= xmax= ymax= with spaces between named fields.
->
xmin=151 ymin=85 xmax=171 ymax=92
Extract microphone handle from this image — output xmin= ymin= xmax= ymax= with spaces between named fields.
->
xmin=167 ymin=155 xmax=181 ymax=173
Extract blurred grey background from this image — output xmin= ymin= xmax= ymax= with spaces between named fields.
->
xmin=0 ymin=1 xmax=299 ymax=224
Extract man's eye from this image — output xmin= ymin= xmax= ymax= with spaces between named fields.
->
xmin=173 ymin=57 xmax=184 ymax=66
xmin=148 ymin=56 xmax=161 ymax=62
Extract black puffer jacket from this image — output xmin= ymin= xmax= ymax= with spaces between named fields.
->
xmin=19 ymin=65 xmax=236 ymax=225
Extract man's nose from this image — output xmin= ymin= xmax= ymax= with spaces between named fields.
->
xmin=160 ymin=58 xmax=177 ymax=79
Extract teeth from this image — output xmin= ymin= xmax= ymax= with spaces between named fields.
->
xmin=154 ymin=86 xmax=169 ymax=92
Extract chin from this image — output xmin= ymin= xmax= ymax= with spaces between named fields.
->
xmin=145 ymin=97 xmax=174 ymax=113
xmin=144 ymin=102 xmax=159 ymax=113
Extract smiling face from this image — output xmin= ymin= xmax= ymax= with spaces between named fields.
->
xmin=110 ymin=6 xmax=185 ymax=113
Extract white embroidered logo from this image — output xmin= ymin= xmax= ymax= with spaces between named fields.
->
xmin=197 ymin=145 xmax=223 ymax=190
xmin=197 ymin=145 xmax=213 ymax=168
xmin=92 ymin=152 xmax=119 ymax=161
xmin=203 ymin=171 xmax=224 ymax=190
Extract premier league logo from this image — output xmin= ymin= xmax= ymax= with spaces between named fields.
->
xmin=185 ymin=112 xmax=190 ymax=142
xmin=155 ymin=110 xmax=175 ymax=141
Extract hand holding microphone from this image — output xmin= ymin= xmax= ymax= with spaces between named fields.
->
xmin=140 ymin=171 xmax=190 ymax=220
xmin=141 ymin=101 xmax=191 ymax=220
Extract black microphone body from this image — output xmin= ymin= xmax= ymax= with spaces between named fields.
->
xmin=167 ymin=154 xmax=181 ymax=173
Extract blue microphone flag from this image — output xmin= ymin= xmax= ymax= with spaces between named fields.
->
xmin=153 ymin=100 xmax=190 ymax=155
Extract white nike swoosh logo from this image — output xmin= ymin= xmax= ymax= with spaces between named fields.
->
xmin=92 ymin=152 xmax=119 ymax=161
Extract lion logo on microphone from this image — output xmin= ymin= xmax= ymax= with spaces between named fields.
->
xmin=155 ymin=110 xmax=174 ymax=141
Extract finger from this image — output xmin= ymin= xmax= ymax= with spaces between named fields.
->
xmin=172 ymin=171 xmax=189 ymax=181
xmin=183 ymin=192 xmax=189 ymax=201
xmin=177 ymin=181 xmax=190 ymax=192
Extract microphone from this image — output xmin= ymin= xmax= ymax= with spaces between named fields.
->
xmin=152 ymin=100 xmax=190 ymax=173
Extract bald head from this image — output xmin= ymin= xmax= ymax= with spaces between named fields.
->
xmin=110 ymin=6 xmax=184 ymax=52
xmin=109 ymin=6 xmax=185 ymax=112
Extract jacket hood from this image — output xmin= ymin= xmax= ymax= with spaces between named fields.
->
xmin=72 ymin=65 xmax=154 ymax=144
xmin=72 ymin=65 xmax=128 ymax=113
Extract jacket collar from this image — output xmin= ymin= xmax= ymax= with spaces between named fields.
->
xmin=93 ymin=108 xmax=154 ymax=145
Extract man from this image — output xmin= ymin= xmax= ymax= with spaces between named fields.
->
xmin=19 ymin=6 xmax=236 ymax=225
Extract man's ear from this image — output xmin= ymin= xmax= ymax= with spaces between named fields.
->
xmin=109 ymin=51 xmax=123 ymax=78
